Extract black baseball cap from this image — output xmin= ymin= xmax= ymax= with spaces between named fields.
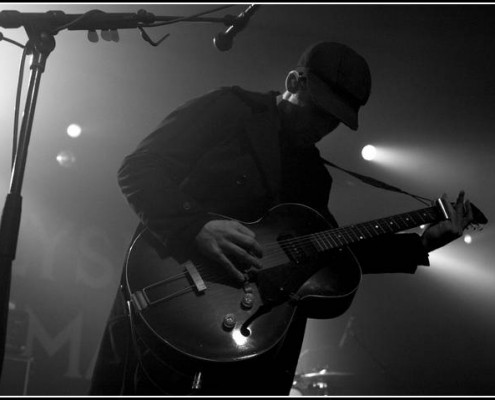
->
xmin=296 ymin=42 xmax=372 ymax=130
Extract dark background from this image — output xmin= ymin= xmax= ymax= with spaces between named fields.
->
xmin=0 ymin=3 xmax=494 ymax=396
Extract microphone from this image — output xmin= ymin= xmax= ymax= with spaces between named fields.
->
xmin=213 ymin=4 xmax=260 ymax=51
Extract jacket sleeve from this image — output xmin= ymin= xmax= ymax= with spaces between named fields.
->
xmin=348 ymin=232 xmax=430 ymax=274
xmin=117 ymin=88 xmax=246 ymax=254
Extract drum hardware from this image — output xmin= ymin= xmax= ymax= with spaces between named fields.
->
xmin=291 ymin=368 xmax=354 ymax=396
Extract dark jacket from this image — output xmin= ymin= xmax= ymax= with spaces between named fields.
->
xmin=89 ymin=87 xmax=429 ymax=396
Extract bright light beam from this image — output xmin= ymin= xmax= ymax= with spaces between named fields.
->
xmin=67 ymin=124 xmax=82 ymax=138
xmin=56 ymin=150 xmax=76 ymax=167
xmin=427 ymin=249 xmax=495 ymax=294
xmin=361 ymin=144 xmax=377 ymax=161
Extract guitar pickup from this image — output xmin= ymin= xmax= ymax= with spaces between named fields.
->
xmin=278 ymin=233 xmax=312 ymax=265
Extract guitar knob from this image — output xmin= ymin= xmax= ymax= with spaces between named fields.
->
xmin=241 ymin=293 xmax=255 ymax=309
xmin=222 ymin=314 xmax=236 ymax=330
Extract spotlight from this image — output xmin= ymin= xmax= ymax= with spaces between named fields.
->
xmin=361 ymin=145 xmax=377 ymax=161
xmin=67 ymin=124 xmax=82 ymax=138
xmin=464 ymin=234 xmax=472 ymax=244
xmin=56 ymin=150 xmax=76 ymax=167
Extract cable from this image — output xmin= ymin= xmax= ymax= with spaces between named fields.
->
xmin=142 ymin=5 xmax=235 ymax=28
xmin=0 ymin=31 xmax=29 ymax=170
xmin=12 ymin=45 xmax=30 ymax=170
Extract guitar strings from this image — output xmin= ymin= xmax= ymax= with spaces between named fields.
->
xmin=136 ymin=237 xmax=344 ymax=304
xmin=190 ymin=207 xmax=437 ymax=282
xmin=135 ymin=207 xmax=438 ymax=299
xmin=255 ymin=206 xmax=437 ymax=252
xmin=146 ymin=285 xmax=197 ymax=305
xmin=174 ymin=214 xmax=413 ymax=280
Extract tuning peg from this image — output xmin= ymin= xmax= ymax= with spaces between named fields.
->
xmin=87 ymin=30 xmax=99 ymax=43
xmin=101 ymin=29 xmax=112 ymax=41
xmin=110 ymin=29 xmax=119 ymax=42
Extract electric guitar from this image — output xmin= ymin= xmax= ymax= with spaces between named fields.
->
xmin=123 ymin=199 xmax=486 ymax=393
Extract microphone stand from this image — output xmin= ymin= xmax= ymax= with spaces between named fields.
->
xmin=0 ymin=23 xmax=55 ymax=381
xmin=0 ymin=4 xmax=260 ymax=382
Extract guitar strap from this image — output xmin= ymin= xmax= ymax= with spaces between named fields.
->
xmin=229 ymin=85 xmax=432 ymax=207
xmin=320 ymin=156 xmax=432 ymax=206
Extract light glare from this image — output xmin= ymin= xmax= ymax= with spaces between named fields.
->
xmin=56 ymin=150 xmax=76 ymax=167
xmin=67 ymin=124 xmax=82 ymax=138
xmin=361 ymin=145 xmax=377 ymax=161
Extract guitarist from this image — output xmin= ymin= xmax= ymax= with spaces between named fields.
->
xmin=89 ymin=41 xmax=473 ymax=395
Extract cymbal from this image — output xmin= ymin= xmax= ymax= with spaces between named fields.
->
xmin=299 ymin=368 xmax=354 ymax=379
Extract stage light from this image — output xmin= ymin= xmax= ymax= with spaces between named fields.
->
xmin=56 ymin=150 xmax=76 ymax=167
xmin=66 ymin=124 xmax=82 ymax=138
xmin=361 ymin=145 xmax=377 ymax=161
xmin=427 ymin=249 xmax=495 ymax=295
xmin=464 ymin=234 xmax=472 ymax=244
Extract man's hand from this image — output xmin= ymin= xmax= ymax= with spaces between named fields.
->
xmin=194 ymin=220 xmax=263 ymax=282
xmin=421 ymin=191 xmax=474 ymax=253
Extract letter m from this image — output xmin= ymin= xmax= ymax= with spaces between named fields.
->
xmin=26 ymin=308 xmax=83 ymax=379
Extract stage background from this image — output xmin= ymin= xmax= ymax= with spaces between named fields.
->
xmin=0 ymin=3 xmax=494 ymax=395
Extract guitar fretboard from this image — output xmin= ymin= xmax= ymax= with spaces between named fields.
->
xmin=310 ymin=205 xmax=442 ymax=252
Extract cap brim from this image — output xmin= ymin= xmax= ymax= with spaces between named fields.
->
xmin=306 ymin=73 xmax=359 ymax=131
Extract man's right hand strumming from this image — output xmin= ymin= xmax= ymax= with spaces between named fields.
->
xmin=194 ymin=220 xmax=264 ymax=283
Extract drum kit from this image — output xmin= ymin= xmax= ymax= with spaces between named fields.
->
xmin=290 ymin=368 xmax=353 ymax=396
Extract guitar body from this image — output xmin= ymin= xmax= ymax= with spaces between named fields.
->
xmin=122 ymin=197 xmax=487 ymax=394
xmin=124 ymin=203 xmax=362 ymax=393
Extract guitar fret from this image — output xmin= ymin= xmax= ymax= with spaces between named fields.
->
xmin=319 ymin=231 xmax=333 ymax=250
xmin=325 ymin=231 xmax=340 ymax=248
xmin=378 ymin=219 xmax=394 ymax=233
xmin=314 ymin=233 xmax=326 ymax=251
xmin=335 ymin=229 xmax=348 ymax=246
xmin=384 ymin=217 xmax=397 ymax=232
xmin=373 ymin=221 xmax=388 ymax=234
xmin=355 ymin=225 xmax=367 ymax=241
xmin=361 ymin=223 xmax=374 ymax=239
xmin=315 ymin=205 xmax=443 ymax=251
xmin=341 ymin=227 xmax=354 ymax=244
xmin=348 ymin=227 xmax=362 ymax=242
xmin=309 ymin=232 xmax=323 ymax=251
xmin=406 ymin=212 xmax=420 ymax=225
xmin=420 ymin=210 xmax=435 ymax=224
xmin=397 ymin=214 xmax=410 ymax=229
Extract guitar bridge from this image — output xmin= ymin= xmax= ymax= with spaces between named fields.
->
xmin=184 ymin=260 xmax=207 ymax=293
xmin=130 ymin=261 xmax=207 ymax=313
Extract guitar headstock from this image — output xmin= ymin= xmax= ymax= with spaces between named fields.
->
xmin=467 ymin=203 xmax=488 ymax=231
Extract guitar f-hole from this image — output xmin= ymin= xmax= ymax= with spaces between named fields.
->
xmin=240 ymin=304 xmax=272 ymax=336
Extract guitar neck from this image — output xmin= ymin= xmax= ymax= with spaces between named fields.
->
xmin=311 ymin=203 xmax=447 ymax=251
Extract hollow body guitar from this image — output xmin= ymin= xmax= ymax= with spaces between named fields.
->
xmin=123 ymin=200 xmax=485 ymax=393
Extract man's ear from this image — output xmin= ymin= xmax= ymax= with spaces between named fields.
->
xmin=285 ymin=70 xmax=306 ymax=94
